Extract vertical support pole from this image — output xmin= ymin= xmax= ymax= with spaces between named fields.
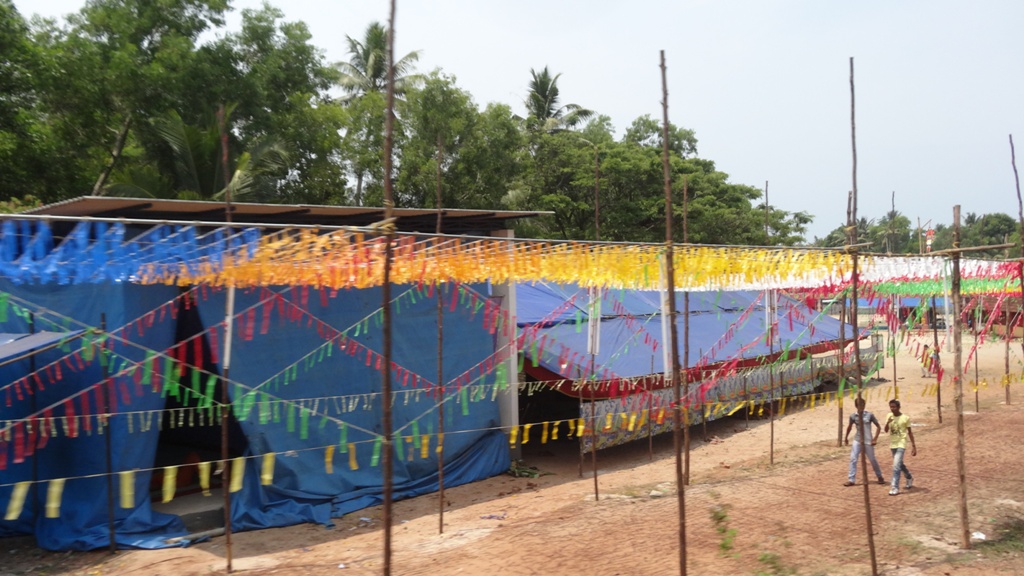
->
xmin=217 ymin=102 xmax=236 ymax=574
xmin=28 ymin=314 xmax=38 ymax=526
xmin=951 ymin=206 xmax=972 ymax=550
xmin=380 ymin=2 xmax=398 ymax=573
xmin=682 ymin=174 xmax=691 ymax=485
xmin=768 ymin=291 xmax=776 ymax=466
xmin=974 ymin=306 xmax=980 ymax=413
xmin=837 ymin=301 xmax=848 ymax=445
xmin=435 ymin=138 xmax=446 ymax=535
xmin=101 ymin=314 xmax=117 ymax=554
xmin=848 ymin=56 xmax=879 ymax=576
xmin=660 ymin=49 xmax=686 ymax=576
xmin=932 ymin=296 xmax=943 ymax=424
xmin=892 ymin=297 xmax=899 ymax=399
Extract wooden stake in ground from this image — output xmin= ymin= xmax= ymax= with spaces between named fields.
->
xmin=847 ymin=55 xmax=879 ymax=576
xmin=950 ymin=205 xmax=972 ymax=549
xmin=659 ymin=49 xmax=687 ymax=576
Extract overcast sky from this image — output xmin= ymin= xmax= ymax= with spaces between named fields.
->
xmin=16 ymin=1 xmax=1024 ymax=241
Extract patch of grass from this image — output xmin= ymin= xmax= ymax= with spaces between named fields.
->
xmin=896 ymin=536 xmax=925 ymax=555
xmin=754 ymin=551 xmax=797 ymax=575
xmin=709 ymin=501 xmax=737 ymax=557
xmin=976 ymin=517 xmax=1024 ymax=556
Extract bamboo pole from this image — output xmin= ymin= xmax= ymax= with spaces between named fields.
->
xmin=590 ymin=361 xmax=599 ymax=501
xmin=1011 ymin=134 xmax=1022 ymax=407
xmin=381 ymin=2 xmax=398 ymax=572
xmin=848 ymin=56 xmax=879 ymax=576
xmin=932 ymin=296 xmax=943 ymax=424
xmin=837 ymin=300 xmax=847 ymax=445
xmin=951 ymin=205 xmax=972 ymax=549
xmin=216 ymin=103 xmax=235 ymax=574
xmin=28 ymin=314 xmax=38 ymax=527
xmin=435 ymin=137 xmax=446 ymax=535
xmin=101 ymin=314 xmax=117 ymax=554
xmin=892 ymin=298 xmax=899 ymax=399
xmin=973 ymin=306 xmax=980 ymax=413
xmin=660 ymin=49 xmax=687 ymax=576
xmin=683 ymin=175 xmax=692 ymax=484
xmin=768 ymin=291 xmax=776 ymax=466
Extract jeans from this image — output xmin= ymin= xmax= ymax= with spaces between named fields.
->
xmin=848 ymin=441 xmax=884 ymax=482
xmin=890 ymin=447 xmax=912 ymax=488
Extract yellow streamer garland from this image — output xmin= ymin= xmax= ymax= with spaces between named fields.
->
xmin=119 ymin=471 xmax=135 ymax=509
xmin=4 ymin=482 xmax=29 ymax=521
xmin=198 ymin=461 xmax=212 ymax=496
xmin=45 ymin=479 xmax=64 ymax=519
xmin=137 ymin=232 xmax=854 ymax=290
xmin=230 ymin=458 xmax=245 ymax=493
xmin=261 ymin=454 xmax=275 ymax=486
xmin=162 ymin=467 xmax=177 ymax=504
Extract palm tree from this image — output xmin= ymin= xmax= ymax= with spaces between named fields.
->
xmin=334 ymin=22 xmax=423 ymax=101
xmin=525 ymin=66 xmax=593 ymax=131
xmin=105 ymin=108 xmax=289 ymax=202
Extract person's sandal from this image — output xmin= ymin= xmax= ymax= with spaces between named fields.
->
xmin=843 ymin=481 xmax=855 ymax=487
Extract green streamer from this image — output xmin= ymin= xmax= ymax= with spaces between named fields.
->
xmin=142 ymin=353 xmax=156 ymax=386
xmin=412 ymin=421 xmax=421 ymax=448
xmin=460 ymin=386 xmax=469 ymax=416
xmin=370 ymin=437 xmax=382 ymax=466
xmin=299 ymin=408 xmax=310 ymax=440
xmin=287 ymin=403 xmax=296 ymax=432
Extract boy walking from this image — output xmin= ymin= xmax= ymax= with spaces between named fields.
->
xmin=884 ymin=399 xmax=917 ymax=495
xmin=843 ymin=397 xmax=886 ymax=486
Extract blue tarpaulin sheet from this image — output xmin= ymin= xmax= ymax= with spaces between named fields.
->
xmin=516 ymin=282 xmax=855 ymax=379
xmin=1 ymin=280 xmax=508 ymax=549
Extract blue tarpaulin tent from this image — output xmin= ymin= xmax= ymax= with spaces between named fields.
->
xmin=516 ymin=282 xmax=855 ymax=381
xmin=0 ymin=221 xmax=509 ymax=550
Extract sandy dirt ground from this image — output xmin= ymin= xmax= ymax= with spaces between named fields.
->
xmin=4 ymin=332 xmax=1024 ymax=576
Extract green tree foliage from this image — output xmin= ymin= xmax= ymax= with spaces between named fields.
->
xmin=335 ymin=21 xmax=423 ymax=100
xmin=0 ymin=1 xmax=57 ymax=201
xmin=524 ymin=66 xmax=593 ymax=132
xmin=7 ymin=1 xmax=814 ymax=247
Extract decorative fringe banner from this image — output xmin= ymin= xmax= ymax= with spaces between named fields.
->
xmin=2 ymin=219 xmax=1018 ymax=293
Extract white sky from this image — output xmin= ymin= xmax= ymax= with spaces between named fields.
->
xmin=15 ymin=0 xmax=1024 ymax=241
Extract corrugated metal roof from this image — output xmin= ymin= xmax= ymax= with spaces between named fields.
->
xmin=25 ymin=196 xmax=547 ymax=234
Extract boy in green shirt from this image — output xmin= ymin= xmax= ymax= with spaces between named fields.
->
xmin=884 ymin=399 xmax=917 ymax=495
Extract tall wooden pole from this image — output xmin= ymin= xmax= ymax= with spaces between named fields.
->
xmin=1011 ymin=134 xmax=1022 ymax=407
xmin=660 ymin=49 xmax=686 ymax=576
xmin=951 ymin=206 xmax=971 ymax=549
xmin=101 ymin=315 xmax=117 ymax=554
xmin=683 ymin=175 xmax=691 ymax=484
xmin=892 ymin=297 xmax=899 ymax=399
xmin=848 ymin=56 xmax=879 ymax=576
xmin=591 ymin=147 xmax=602 ymax=498
xmin=973 ymin=306 xmax=980 ymax=413
xmin=768 ymin=291 xmax=776 ymax=466
xmin=932 ymin=296 xmax=943 ymax=424
xmin=837 ymin=300 xmax=847 ymax=445
xmin=381 ymin=1 xmax=398 ymax=572
xmin=216 ymin=103 xmax=235 ymax=574
xmin=435 ymin=137 xmax=446 ymax=535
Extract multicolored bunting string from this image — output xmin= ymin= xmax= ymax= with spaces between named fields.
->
xmin=2 ymin=219 xmax=1020 ymax=292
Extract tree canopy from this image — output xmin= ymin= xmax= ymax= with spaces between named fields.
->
xmin=13 ymin=0 xmax=987 ymax=248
